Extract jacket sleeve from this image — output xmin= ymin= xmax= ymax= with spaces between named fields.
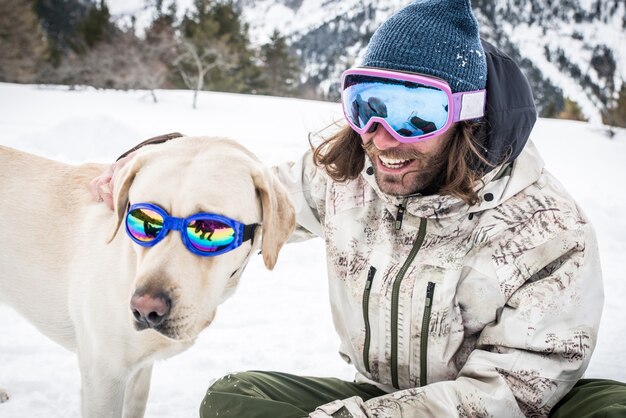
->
xmin=312 ymin=223 xmax=604 ymax=418
xmin=272 ymin=149 xmax=328 ymax=242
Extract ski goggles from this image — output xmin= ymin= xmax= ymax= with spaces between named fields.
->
xmin=341 ymin=68 xmax=486 ymax=143
xmin=125 ymin=203 xmax=257 ymax=257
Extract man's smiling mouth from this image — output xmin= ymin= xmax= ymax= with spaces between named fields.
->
xmin=378 ymin=155 xmax=413 ymax=170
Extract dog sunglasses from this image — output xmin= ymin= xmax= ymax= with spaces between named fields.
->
xmin=340 ymin=67 xmax=486 ymax=143
xmin=125 ymin=203 xmax=257 ymax=257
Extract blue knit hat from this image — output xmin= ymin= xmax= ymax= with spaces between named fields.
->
xmin=362 ymin=0 xmax=487 ymax=93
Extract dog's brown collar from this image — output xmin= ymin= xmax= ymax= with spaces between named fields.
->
xmin=116 ymin=132 xmax=184 ymax=161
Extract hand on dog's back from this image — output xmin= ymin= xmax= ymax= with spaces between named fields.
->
xmin=89 ymin=152 xmax=134 ymax=210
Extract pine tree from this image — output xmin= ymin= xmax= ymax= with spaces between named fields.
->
xmin=557 ymin=98 xmax=587 ymax=122
xmin=260 ymin=29 xmax=301 ymax=97
xmin=0 ymin=0 xmax=48 ymax=83
xmin=35 ymin=0 xmax=90 ymax=54
xmin=602 ymin=84 xmax=626 ymax=129
xmin=207 ymin=1 xmax=264 ymax=94
xmin=149 ymin=0 xmax=177 ymax=38
xmin=174 ymin=0 xmax=248 ymax=107
xmin=74 ymin=0 xmax=113 ymax=52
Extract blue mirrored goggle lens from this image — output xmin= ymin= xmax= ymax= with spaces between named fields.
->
xmin=342 ymin=74 xmax=450 ymax=137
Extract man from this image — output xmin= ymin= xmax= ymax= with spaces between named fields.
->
xmin=92 ymin=1 xmax=626 ymax=416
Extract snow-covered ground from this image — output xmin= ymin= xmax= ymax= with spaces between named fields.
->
xmin=0 ymin=83 xmax=624 ymax=417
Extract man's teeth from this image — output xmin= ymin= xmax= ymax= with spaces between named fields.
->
xmin=379 ymin=156 xmax=412 ymax=168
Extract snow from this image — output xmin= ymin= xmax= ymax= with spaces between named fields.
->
xmin=505 ymin=16 xmax=626 ymax=124
xmin=234 ymin=0 xmax=625 ymax=123
xmin=495 ymin=0 xmax=626 ymax=124
xmin=237 ymin=0 xmax=407 ymax=47
xmin=106 ymin=0 xmax=194 ymax=35
xmin=0 ymin=83 xmax=625 ymax=417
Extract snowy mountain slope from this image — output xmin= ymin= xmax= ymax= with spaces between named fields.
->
xmin=0 ymin=83 xmax=624 ymax=417
xmin=104 ymin=0 xmax=625 ymax=122
xmin=235 ymin=0 xmax=625 ymax=122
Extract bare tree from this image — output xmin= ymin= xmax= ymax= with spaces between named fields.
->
xmin=260 ymin=29 xmax=300 ymax=97
xmin=130 ymin=52 xmax=170 ymax=103
xmin=43 ymin=27 xmax=177 ymax=100
xmin=174 ymin=38 xmax=237 ymax=109
xmin=46 ymin=40 xmax=125 ymax=89
xmin=126 ymin=30 xmax=177 ymax=102
xmin=129 ymin=15 xmax=179 ymax=102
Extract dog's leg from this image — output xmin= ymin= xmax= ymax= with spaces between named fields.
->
xmin=0 ymin=388 xmax=8 ymax=403
xmin=122 ymin=365 xmax=153 ymax=418
xmin=80 ymin=369 xmax=126 ymax=418
xmin=78 ymin=348 xmax=127 ymax=418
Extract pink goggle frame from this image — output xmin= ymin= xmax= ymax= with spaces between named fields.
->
xmin=340 ymin=67 xmax=487 ymax=143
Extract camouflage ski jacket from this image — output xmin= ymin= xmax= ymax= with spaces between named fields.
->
xmin=275 ymin=140 xmax=603 ymax=418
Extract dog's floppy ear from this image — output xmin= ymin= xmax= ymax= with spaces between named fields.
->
xmin=251 ymin=166 xmax=296 ymax=270
xmin=106 ymin=156 xmax=144 ymax=243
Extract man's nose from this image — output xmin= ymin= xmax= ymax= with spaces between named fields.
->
xmin=371 ymin=124 xmax=400 ymax=151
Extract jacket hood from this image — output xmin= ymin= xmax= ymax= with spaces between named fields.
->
xmin=477 ymin=39 xmax=538 ymax=170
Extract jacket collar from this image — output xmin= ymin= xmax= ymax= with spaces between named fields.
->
xmin=361 ymin=141 xmax=545 ymax=221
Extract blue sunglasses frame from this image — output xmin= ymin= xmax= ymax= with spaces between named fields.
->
xmin=125 ymin=202 xmax=257 ymax=257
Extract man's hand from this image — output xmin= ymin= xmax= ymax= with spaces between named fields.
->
xmin=89 ymin=153 xmax=134 ymax=210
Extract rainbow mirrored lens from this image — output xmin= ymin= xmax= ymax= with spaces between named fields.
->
xmin=127 ymin=208 xmax=164 ymax=242
xmin=186 ymin=219 xmax=235 ymax=253
xmin=342 ymin=74 xmax=449 ymax=137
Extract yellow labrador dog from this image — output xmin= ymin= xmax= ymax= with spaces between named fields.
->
xmin=0 ymin=136 xmax=295 ymax=417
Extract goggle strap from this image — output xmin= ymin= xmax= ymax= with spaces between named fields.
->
xmin=242 ymin=223 xmax=258 ymax=245
xmin=452 ymin=90 xmax=486 ymax=122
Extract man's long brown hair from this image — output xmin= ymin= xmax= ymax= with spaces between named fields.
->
xmin=311 ymin=121 xmax=492 ymax=206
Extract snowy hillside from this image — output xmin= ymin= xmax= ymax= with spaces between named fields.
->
xmin=0 ymin=83 xmax=624 ymax=417
xmin=104 ymin=0 xmax=625 ymax=121
xmin=234 ymin=0 xmax=625 ymax=122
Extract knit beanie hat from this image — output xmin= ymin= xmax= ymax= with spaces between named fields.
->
xmin=362 ymin=0 xmax=487 ymax=93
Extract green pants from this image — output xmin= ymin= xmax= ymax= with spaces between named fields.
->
xmin=549 ymin=379 xmax=626 ymax=418
xmin=200 ymin=371 xmax=385 ymax=418
xmin=200 ymin=371 xmax=626 ymax=418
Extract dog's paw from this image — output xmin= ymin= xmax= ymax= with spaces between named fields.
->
xmin=0 ymin=388 xmax=8 ymax=403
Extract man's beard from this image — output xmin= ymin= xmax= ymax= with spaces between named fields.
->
xmin=362 ymin=140 xmax=448 ymax=196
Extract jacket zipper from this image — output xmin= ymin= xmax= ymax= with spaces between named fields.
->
xmin=420 ymin=282 xmax=436 ymax=386
xmin=395 ymin=197 xmax=408 ymax=230
xmin=391 ymin=217 xmax=427 ymax=389
xmin=362 ymin=266 xmax=377 ymax=373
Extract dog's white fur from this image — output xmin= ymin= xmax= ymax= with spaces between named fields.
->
xmin=0 ymin=137 xmax=295 ymax=417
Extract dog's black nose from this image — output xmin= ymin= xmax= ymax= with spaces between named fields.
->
xmin=130 ymin=291 xmax=171 ymax=329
